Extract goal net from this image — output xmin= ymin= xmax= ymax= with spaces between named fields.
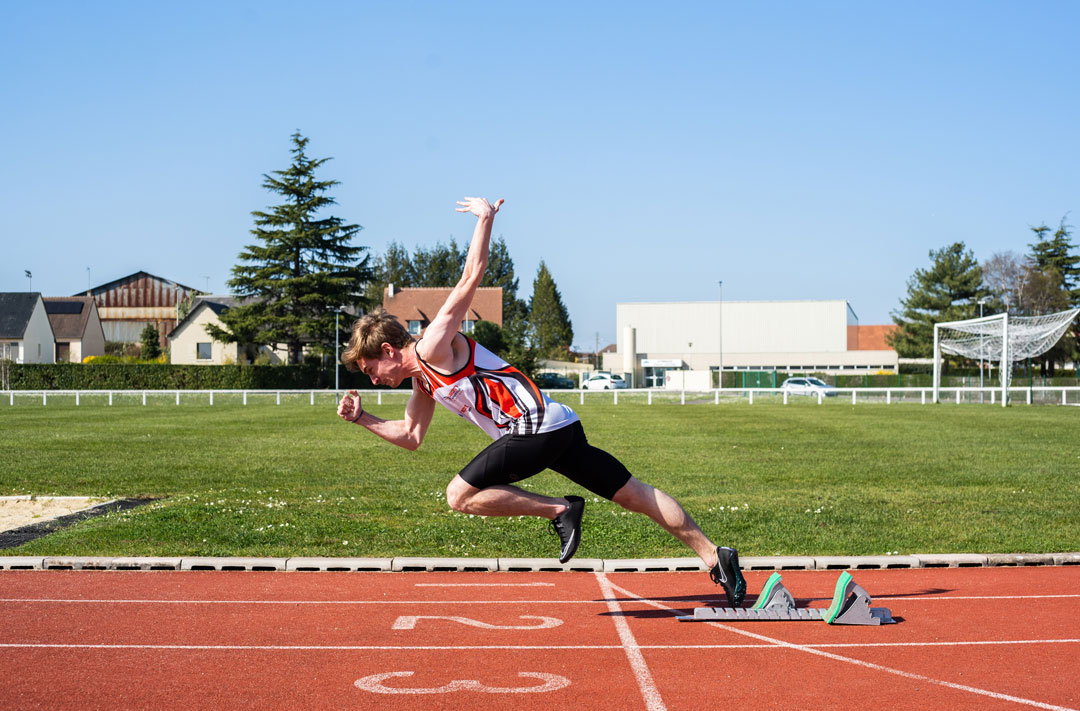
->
xmin=933 ymin=308 xmax=1079 ymax=406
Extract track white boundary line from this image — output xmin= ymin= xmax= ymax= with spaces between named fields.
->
xmin=1 ymin=640 xmax=1078 ymax=652
xmin=2 ymin=593 xmax=1077 ymax=606
xmin=413 ymin=583 xmax=555 ymax=587
xmin=0 ymin=598 xmax=607 ymax=605
xmin=608 ymin=580 xmax=1078 ymax=711
xmin=596 ymin=572 xmax=666 ymax=711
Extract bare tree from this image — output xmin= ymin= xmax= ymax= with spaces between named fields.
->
xmin=981 ymin=251 xmax=1027 ymax=313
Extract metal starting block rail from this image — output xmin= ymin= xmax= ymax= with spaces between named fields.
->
xmin=679 ymin=571 xmax=895 ymax=625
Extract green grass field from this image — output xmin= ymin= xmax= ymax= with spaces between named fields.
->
xmin=1 ymin=393 xmax=1078 ymax=558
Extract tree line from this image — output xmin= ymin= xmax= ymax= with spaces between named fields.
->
xmin=890 ymin=217 xmax=1080 ymax=375
xmin=207 ymin=132 xmax=574 ymax=374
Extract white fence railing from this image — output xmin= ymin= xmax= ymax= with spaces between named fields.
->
xmin=3 ymin=387 xmax=1080 ymax=407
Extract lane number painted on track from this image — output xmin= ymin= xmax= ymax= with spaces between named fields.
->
xmin=355 ymin=671 xmax=571 ymax=694
xmin=392 ymin=614 xmax=563 ymax=630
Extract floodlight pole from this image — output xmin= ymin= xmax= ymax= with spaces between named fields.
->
xmin=335 ymin=309 xmax=341 ymax=392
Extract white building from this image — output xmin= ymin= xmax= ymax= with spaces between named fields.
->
xmin=0 ymin=293 xmax=56 ymax=363
xmin=603 ymin=299 xmax=898 ymax=388
xmin=168 ymin=296 xmax=294 ymax=365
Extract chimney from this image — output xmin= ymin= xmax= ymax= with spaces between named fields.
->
xmin=388 ymin=283 xmax=395 ymax=298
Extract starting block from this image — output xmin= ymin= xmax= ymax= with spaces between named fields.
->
xmin=679 ymin=571 xmax=895 ymax=625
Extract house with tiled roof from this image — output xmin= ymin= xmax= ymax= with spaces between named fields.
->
xmin=0 ymin=293 xmax=55 ymax=363
xmin=382 ymin=284 xmax=502 ymax=337
xmin=43 ymin=297 xmax=105 ymax=362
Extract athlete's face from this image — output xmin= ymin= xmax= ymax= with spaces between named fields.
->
xmin=357 ymin=344 xmax=405 ymax=387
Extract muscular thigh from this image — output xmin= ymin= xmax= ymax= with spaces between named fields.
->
xmin=457 ymin=427 xmax=574 ymax=490
xmin=548 ymin=424 xmax=632 ymax=500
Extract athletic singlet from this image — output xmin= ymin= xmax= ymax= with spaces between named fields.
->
xmin=414 ymin=335 xmax=579 ymax=439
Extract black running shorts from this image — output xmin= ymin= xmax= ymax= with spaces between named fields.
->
xmin=457 ymin=421 xmax=633 ymax=500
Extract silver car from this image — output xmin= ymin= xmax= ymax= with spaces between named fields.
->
xmin=780 ymin=376 xmax=838 ymax=397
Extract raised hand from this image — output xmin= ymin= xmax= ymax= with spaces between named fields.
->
xmin=455 ymin=196 xmax=504 ymax=218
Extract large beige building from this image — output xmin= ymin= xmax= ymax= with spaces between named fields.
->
xmin=603 ymin=299 xmax=898 ymax=388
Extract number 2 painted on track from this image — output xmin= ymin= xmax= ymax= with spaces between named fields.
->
xmin=391 ymin=614 xmax=562 ymax=630
xmin=354 ymin=671 xmax=571 ymax=694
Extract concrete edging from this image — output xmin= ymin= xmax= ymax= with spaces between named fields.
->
xmin=1 ymin=553 xmax=1078 ymax=572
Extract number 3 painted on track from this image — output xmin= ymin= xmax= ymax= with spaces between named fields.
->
xmin=354 ymin=671 xmax=571 ymax=695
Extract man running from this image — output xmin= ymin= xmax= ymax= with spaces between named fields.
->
xmin=337 ymin=196 xmax=745 ymax=606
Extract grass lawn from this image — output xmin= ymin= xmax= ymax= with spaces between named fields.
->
xmin=1 ymin=392 xmax=1078 ymax=558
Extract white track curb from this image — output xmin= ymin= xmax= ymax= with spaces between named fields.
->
xmin=1 ymin=553 xmax=1077 ymax=572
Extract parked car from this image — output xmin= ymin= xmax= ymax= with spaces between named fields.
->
xmin=533 ymin=372 xmax=575 ymax=389
xmin=780 ymin=376 xmax=838 ymax=397
xmin=582 ymin=373 xmax=627 ymax=390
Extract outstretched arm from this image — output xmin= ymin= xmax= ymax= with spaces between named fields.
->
xmin=337 ymin=386 xmax=436 ymax=451
xmin=415 ymin=196 xmax=503 ymax=369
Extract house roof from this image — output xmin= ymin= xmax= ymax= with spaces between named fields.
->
xmin=167 ymin=295 xmax=243 ymax=339
xmin=80 ymin=270 xmax=195 ymax=297
xmin=44 ymin=297 xmax=96 ymax=340
xmin=0 ymin=293 xmax=41 ymax=339
xmin=382 ymin=286 xmax=503 ymax=326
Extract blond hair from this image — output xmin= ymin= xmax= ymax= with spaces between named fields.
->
xmin=342 ymin=308 xmax=414 ymax=371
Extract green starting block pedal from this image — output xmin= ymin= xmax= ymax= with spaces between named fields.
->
xmin=679 ymin=571 xmax=895 ymax=625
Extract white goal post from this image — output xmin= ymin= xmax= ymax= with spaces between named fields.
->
xmin=933 ymin=308 xmax=1080 ymax=406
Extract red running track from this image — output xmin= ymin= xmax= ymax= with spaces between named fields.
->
xmin=0 ymin=566 xmax=1078 ymax=710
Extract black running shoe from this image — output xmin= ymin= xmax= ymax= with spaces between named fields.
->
xmin=550 ymin=496 xmax=585 ymax=563
xmin=709 ymin=546 xmax=746 ymax=608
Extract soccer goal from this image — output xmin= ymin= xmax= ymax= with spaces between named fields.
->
xmin=933 ymin=308 xmax=1080 ymax=406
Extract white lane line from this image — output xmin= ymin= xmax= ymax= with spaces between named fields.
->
xmin=882 ymin=594 xmax=1080 ymax=601
xmin=595 ymin=572 xmax=666 ymax=711
xmin=414 ymin=583 xmax=555 ymax=587
xmin=1 ymin=640 xmax=1079 ymax=652
xmin=0 ymin=599 xmax=603 ymax=605
xmin=609 ymin=580 xmax=1078 ymax=711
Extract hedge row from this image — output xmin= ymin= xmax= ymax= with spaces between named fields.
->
xmin=6 ymin=363 xmax=384 ymax=391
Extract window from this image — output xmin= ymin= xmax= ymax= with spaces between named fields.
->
xmin=196 ymin=342 xmax=212 ymax=360
xmin=461 ymin=319 xmax=475 ymax=333
xmin=408 ymin=320 xmax=422 ymax=335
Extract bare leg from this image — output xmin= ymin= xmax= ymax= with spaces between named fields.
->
xmin=611 ymin=476 xmax=718 ymax=567
xmin=446 ymin=475 xmax=569 ymax=519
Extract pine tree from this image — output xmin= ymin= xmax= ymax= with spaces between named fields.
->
xmin=139 ymin=324 xmax=162 ymax=360
xmin=1026 ymin=218 xmax=1079 ymax=374
xmin=412 ymin=240 xmax=465 ymax=286
xmin=528 ymin=261 xmax=574 ymax=359
xmin=888 ymin=242 xmax=988 ymax=358
xmin=1028 ymin=218 xmax=1080 ymax=304
xmin=483 ymin=235 xmax=529 ymax=329
xmin=208 ymin=131 xmax=372 ymax=364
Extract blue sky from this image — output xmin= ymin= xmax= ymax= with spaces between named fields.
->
xmin=2 ymin=1 xmax=1078 ymax=350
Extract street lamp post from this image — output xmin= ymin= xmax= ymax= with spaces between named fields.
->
xmin=717 ymin=280 xmax=723 ymax=391
xmin=335 ymin=306 xmax=348 ymax=391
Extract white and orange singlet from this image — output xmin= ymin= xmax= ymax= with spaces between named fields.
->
xmin=414 ymin=336 xmax=579 ymax=439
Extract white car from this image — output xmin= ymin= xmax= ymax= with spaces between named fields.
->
xmin=780 ymin=377 xmax=838 ymax=397
xmin=582 ymin=373 xmax=628 ymax=390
